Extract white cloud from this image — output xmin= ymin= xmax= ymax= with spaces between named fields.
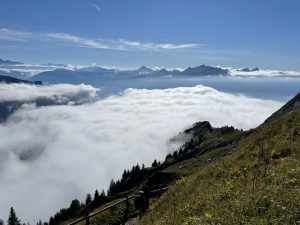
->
xmin=0 ymin=27 xmax=201 ymax=51
xmin=0 ymin=83 xmax=98 ymax=103
xmin=45 ymin=33 xmax=112 ymax=50
xmin=45 ymin=33 xmax=201 ymax=51
xmin=0 ymin=83 xmax=283 ymax=223
xmin=89 ymin=3 xmax=101 ymax=11
xmin=228 ymin=68 xmax=300 ymax=77
xmin=117 ymin=39 xmax=201 ymax=50
xmin=0 ymin=28 xmax=32 ymax=41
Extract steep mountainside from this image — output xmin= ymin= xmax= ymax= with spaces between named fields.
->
xmin=139 ymin=94 xmax=300 ymax=225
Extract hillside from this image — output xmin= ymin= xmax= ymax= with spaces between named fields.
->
xmin=39 ymin=92 xmax=299 ymax=225
xmin=139 ymin=96 xmax=300 ymax=224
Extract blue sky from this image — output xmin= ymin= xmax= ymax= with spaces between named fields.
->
xmin=0 ymin=0 xmax=300 ymax=70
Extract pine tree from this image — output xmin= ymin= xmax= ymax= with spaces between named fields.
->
xmin=94 ymin=189 xmax=100 ymax=202
xmin=165 ymin=154 xmax=172 ymax=160
xmin=48 ymin=217 xmax=54 ymax=225
xmin=135 ymin=164 xmax=141 ymax=172
xmin=107 ymin=179 xmax=116 ymax=196
xmin=7 ymin=207 xmax=21 ymax=225
xmin=121 ymin=170 xmax=128 ymax=182
xmin=173 ymin=151 xmax=178 ymax=161
xmin=85 ymin=194 xmax=92 ymax=205
xmin=0 ymin=218 xmax=5 ymax=225
xmin=152 ymin=159 xmax=158 ymax=167
xmin=69 ymin=199 xmax=80 ymax=216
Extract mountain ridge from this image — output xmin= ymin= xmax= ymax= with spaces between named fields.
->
xmin=29 ymin=64 xmax=229 ymax=84
xmin=0 ymin=58 xmax=23 ymax=65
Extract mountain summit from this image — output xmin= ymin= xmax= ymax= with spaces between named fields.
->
xmin=182 ymin=65 xmax=228 ymax=75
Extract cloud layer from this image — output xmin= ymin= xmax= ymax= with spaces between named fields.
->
xmin=0 ymin=28 xmax=32 ymax=42
xmin=0 ymin=83 xmax=97 ymax=103
xmin=228 ymin=68 xmax=300 ymax=77
xmin=0 ymin=83 xmax=283 ymax=223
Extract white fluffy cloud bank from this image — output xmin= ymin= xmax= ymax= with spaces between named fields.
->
xmin=0 ymin=83 xmax=97 ymax=103
xmin=229 ymin=68 xmax=300 ymax=77
xmin=0 ymin=83 xmax=283 ymax=223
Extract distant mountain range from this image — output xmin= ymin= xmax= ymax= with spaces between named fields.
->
xmin=29 ymin=65 xmax=230 ymax=84
xmin=0 ymin=58 xmax=23 ymax=65
xmin=1 ymin=57 xmax=300 ymax=84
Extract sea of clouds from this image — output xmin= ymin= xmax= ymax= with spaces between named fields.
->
xmin=0 ymin=83 xmax=284 ymax=223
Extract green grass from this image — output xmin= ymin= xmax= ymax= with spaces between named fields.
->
xmin=139 ymin=109 xmax=300 ymax=225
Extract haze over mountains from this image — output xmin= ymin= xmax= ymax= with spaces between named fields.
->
xmin=1 ymin=58 xmax=300 ymax=84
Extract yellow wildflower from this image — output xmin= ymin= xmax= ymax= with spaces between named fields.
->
xmin=176 ymin=176 xmax=187 ymax=185
xmin=205 ymin=212 xmax=213 ymax=220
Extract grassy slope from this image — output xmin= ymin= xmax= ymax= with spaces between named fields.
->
xmin=139 ymin=109 xmax=300 ymax=225
xmin=64 ymin=125 xmax=246 ymax=225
